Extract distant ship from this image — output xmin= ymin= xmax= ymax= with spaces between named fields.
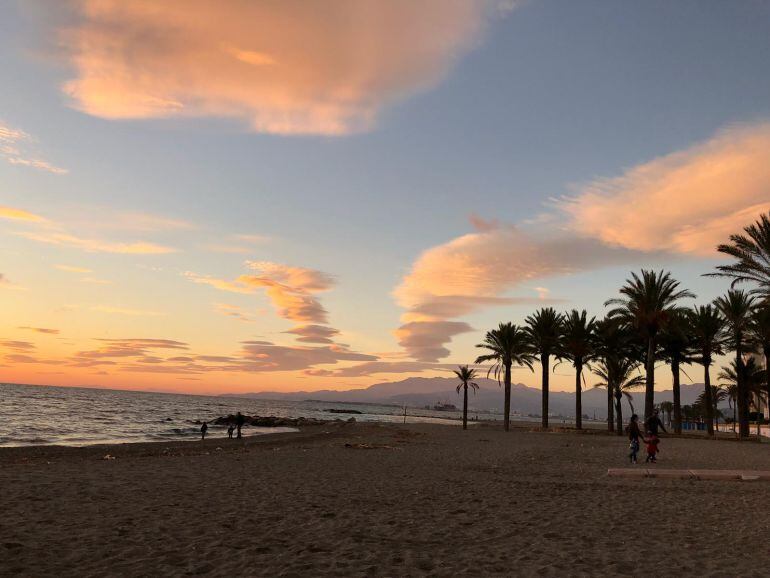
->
xmin=429 ymin=401 xmax=458 ymax=412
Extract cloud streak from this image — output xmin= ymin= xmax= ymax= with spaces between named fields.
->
xmin=58 ymin=0 xmax=497 ymax=135
xmin=0 ymin=122 xmax=67 ymax=174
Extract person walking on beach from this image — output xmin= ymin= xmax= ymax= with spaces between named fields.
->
xmin=645 ymin=409 xmax=667 ymax=436
xmin=200 ymin=421 xmax=208 ymax=440
xmin=626 ymin=414 xmax=644 ymax=464
xmin=236 ymin=412 xmax=245 ymax=439
xmin=227 ymin=424 xmax=235 ymax=439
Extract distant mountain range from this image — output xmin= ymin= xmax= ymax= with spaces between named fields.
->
xmin=223 ymin=376 xmax=716 ymax=419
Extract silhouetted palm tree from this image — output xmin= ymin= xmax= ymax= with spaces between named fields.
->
xmin=750 ymin=303 xmax=770 ymax=420
xmin=715 ymin=290 xmax=756 ymax=438
xmin=557 ymin=309 xmax=597 ymax=430
xmin=710 ymin=212 xmax=770 ymax=301
xmin=475 ymin=322 xmax=534 ymax=431
xmin=659 ymin=401 xmax=674 ymax=427
xmin=592 ymin=355 xmax=644 ymax=435
xmin=718 ymin=357 xmax=765 ymax=435
xmin=696 ymin=385 xmax=727 ymax=432
xmin=659 ymin=310 xmax=696 ymax=434
xmin=594 ymin=317 xmax=633 ymax=432
xmin=688 ymin=304 xmax=725 ymax=436
xmin=606 ymin=270 xmax=695 ymax=421
xmin=454 ymin=365 xmax=479 ymax=430
xmin=526 ymin=307 xmax=564 ymax=429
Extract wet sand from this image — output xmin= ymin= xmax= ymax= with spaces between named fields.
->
xmin=1 ymin=422 xmax=769 ymax=577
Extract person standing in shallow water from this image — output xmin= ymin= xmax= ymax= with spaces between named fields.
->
xmin=227 ymin=424 xmax=235 ymax=439
xmin=626 ymin=414 xmax=644 ymax=464
xmin=236 ymin=412 xmax=245 ymax=439
xmin=200 ymin=421 xmax=208 ymax=440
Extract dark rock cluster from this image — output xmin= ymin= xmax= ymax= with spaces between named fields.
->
xmin=211 ymin=414 xmax=355 ymax=427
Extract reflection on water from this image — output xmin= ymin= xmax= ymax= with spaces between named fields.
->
xmin=0 ymin=383 xmax=474 ymax=447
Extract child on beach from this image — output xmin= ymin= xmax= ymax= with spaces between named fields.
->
xmin=626 ymin=414 xmax=644 ymax=464
xmin=227 ymin=424 xmax=235 ymax=439
xmin=645 ymin=433 xmax=660 ymax=463
xmin=200 ymin=421 xmax=208 ymax=440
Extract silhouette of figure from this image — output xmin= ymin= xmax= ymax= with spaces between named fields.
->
xmin=236 ymin=412 xmax=245 ymax=439
xmin=626 ymin=414 xmax=643 ymax=464
xmin=200 ymin=421 xmax=208 ymax=440
xmin=227 ymin=424 xmax=235 ymax=439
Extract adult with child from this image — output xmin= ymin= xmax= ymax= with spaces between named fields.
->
xmin=626 ymin=414 xmax=644 ymax=464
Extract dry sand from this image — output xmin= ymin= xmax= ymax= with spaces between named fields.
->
xmin=2 ymin=422 xmax=769 ymax=577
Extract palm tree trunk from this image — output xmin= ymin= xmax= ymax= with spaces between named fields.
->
xmin=672 ymin=358 xmax=682 ymax=435
xmin=541 ymin=353 xmax=549 ymax=429
xmin=504 ymin=361 xmax=512 ymax=432
xmin=645 ymin=336 xmax=655 ymax=421
xmin=463 ymin=384 xmax=468 ymax=430
xmin=737 ymin=339 xmax=748 ymax=438
xmin=607 ymin=385 xmax=614 ymax=432
xmin=704 ymin=363 xmax=715 ymax=436
xmin=575 ymin=361 xmax=583 ymax=430
xmin=615 ymin=390 xmax=623 ymax=436
xmin=765 ymin=348 xmax=770 ymax=430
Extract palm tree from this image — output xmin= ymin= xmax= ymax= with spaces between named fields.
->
xmin=710 ymin=212 xmax=770 ymax=301
xmin=592 ymin=355 xmax=645 ymax=435
xmin=688 ymin=304 xmax=725 ymax=436
xmin=526 ymin=307 xmax=564 ymax=429
xmin=594 ymin=317 xmax=633 ymax=432
xmin=454 ymin=365 xmax=479 ymax=430
xmin=718 ymin=357 xmax=765 ymax=435
xmin=557 ymin=309 xmax=597 ymax=430
xmin=715 ymin=290 xmax=756 ymax=438
xmin=696 ymin=385 xmax=728 ymax=432
xmin=475 ymin=323 xmax=534 ymax=431
xmin=659 ymin=401 xmax=674 ymax=427
xmin=659 ymin=310 xmax=696 ymax=434
xmin=605 ymin=270 xmax=695 ymax=421
xmin=750 ymin=303 xmax=770 ymax=423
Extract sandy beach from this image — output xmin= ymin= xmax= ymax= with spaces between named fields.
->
xmin=2 ymin=422 xmax=769 ymax=577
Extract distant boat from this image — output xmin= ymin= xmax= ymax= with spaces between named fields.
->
xmin=430 ymin=401 xmax=458 ymax=412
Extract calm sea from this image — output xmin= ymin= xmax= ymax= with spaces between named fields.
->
xmin=0 ymin=383 xmax=470 ymax=447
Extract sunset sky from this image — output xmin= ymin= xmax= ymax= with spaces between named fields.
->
xmin=2 ymin=0 xmax=770 ymax=395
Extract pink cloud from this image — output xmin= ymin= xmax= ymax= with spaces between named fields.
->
xmin=58 ymin=0 xmax=495 ymax=135
xmin=561 ymin=122 xmax=770 ymax=256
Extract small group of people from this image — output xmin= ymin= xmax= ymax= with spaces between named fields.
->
xmin=626 ymin=409 xmax=667 ymax=464
xmin=199 ymin=412 xmax=246 ymax=440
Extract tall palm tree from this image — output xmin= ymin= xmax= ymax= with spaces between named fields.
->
xmin=592 ymin=355 xmax=645 ymax=435
xmin=526 ymin=307 xmax=564 ymax=429
xmin=557 ymin=309 xmax=597 ymax=430
xmin=715 ymin=290 xmax=756 ymax=438
xmin=750 ymin=303 xmax=770 ymax=422
xmin=594 ymin=317 xmax=633 ymax=432
xmin=710 ymin=212 xmax=770 ymax=301
xmin=606 ymin=270 xmax=695 ymax=421
xmin=475 ymin=323 xmax=534 ymax=431
xmin=688 ymin=304 xmax=725 ymax=436
xmin=659 ymin=310 xmax=696 ymax=434
xmin=454 ymin=365 xmax=479 ymax=430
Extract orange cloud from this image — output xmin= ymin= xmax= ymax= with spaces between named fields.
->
xmin=18 ymin=231 xmax=177 ymax=254
xmin=59 ymin=0 xmax=493 ymax=135
xmin=0 ymin=205 xmax=47 ymax=223
xmin=394 ymin=222 xmax=635 ymax=360
xmin=55 ymin=264 xmax=92 ymax=273
xmin=285 ymin=324 xmax=340 ymax=344
xmin=17 ymin=326 xmax=60 ymax=335
xmin=561 ymin=122 xmax=770 ymax=256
